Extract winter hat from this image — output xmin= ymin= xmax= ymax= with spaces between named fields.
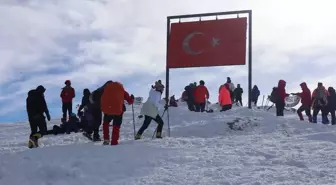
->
xmin=200 ymin=80 xmax=205 ymax=85
xmin=65 ymin=80 xmax=71 ymax=85
xmin=36 ymin=85 xmax=46 ymax=93
xmin=318 ymin=82 xmax=323 ymax=87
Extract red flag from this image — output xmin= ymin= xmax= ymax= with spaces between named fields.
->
xmin=167 ymin=18 xmax=247 ymax=68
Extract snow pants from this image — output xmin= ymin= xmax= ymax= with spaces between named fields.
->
xmin=29 ymin=114 xmax=47 ymax=137
xmin=235 ymin=96 xmax=243 ymax=106
xmin=102 ymin=114 xmax=123 ymax=145
xmin=195 ymin=102 xmax=206 ymax=112
xmin=325 ymin=109 xmax=336 ymax=125
xmin=312 ymin=105 xmax=328 ymax=123
xmin=91 ymin=107 xmax=102 ymax=138
xmin=220 ymin=104 xmax=232 ymax=112
xmin=276 ymin=101 xmax=285 ymax=116
xmin=297 ymin=105 xmax=312 ymax=122
xmin=62 ymin=102 xmax=72 ymax=119
xmin=251 ymin=98 xmax=258 ymax=106
xmin=187 ymin=99 xmax=195 ymax=111
xmin=137 ymin=115 xmax=164 ymax=136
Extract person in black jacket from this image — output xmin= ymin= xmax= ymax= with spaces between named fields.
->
xmin=234 ymin=84 xmax=243 ymax=106
xmin=26 ymin=85 xmax=51 ymax=148
xmin=327 ymin=87 xmax=336 ymax=125
xmin=184 ymin=83 xmax=195 ymax=111
xmin=88 ymin=81 xmax=112 ymax=141
xmin=77 ymin=88 xmax=92 ymax=136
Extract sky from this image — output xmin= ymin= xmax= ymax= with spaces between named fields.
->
xmin=1 ymin=0 xmax=336 ymax=123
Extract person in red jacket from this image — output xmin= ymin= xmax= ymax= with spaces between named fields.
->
xmin=291 ymin=82 xmax=312 ymax=122
xmin=60 ymin=80 xmax=75 ymax=122
xmin=100 ymin=81 xmax=134 ymax=145
xmin=276 ymin=79 xmax=289 ymax=116
xmin=193 ymin=80 xmax=209 ymax=112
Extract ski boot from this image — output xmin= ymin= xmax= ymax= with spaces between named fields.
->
xmin=28 ymin=133 xmax=41 ymax=149
xmin=156 ymin=132 xmax=162 ymax=139
xmin=93 ymin=134 xmax=102 ymax=142
xmin=103 ymin=140 xmax=110 ymax=145
xmin=135 ymin=134 xmax=141 ymax=140
xmin=312 ymin=116 xmax=317 ymax=123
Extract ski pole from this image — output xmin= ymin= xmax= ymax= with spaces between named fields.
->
xmin=132 ymin=104 xmax=136 ymax=139
xmin=152 ymin=109 xmax=167 ymax=139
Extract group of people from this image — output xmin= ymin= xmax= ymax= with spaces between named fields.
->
xmin=181 ymin=77 xmax=261 ymax=112
xmin=26 ymin=80 xmax=168 ymax=148
xmin=271 ymin=80 xmax=336 ymax=125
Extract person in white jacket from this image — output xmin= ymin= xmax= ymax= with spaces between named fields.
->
xmin=135 ymin=88 xmax=166 ymax=139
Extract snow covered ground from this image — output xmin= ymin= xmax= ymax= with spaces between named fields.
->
xmin=1 ymin=102 xmax=336 ymax=185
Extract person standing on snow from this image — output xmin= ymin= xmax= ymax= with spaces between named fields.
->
xmin=88 ymin=81 xmax=112 ymax=141
xmin=100 ymin=81 xmax=134 ymax=145
xmin=193 ymin=80 xmax=210 ymax=112
xmin=311 ymin=82 xmax=329 ymax=123
xmin=326 ymin=87 xmax=336 ymax=125
xmin=136 ymin=88 xmax=167 ymax=140
xmin=275 ymin=80 xmax=289 ymax=116
xmin=60 ymin=80 xmax=75 ymax=122
xmin=77 ymin=88 xmax=93 ymax=136
xmin=291 ymin=82 xmax=312 ymax=122
xmin=225 ymin=77 xmax=235 ymax=102
xmin=219 ymin=84 xmax=232 ymax=111
xmin=251 ymin=85 xmax=260 ymax=106
xmin=185 ymin=83 xmax=196 ymax=111
xmin=234 ymin=84 xmax=243 ymax=106
xmin=26 ymin=85 xmax=51 ymax=148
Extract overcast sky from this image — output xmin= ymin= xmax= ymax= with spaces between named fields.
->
xmin=0 ymin=0 xmax=336 ymax=123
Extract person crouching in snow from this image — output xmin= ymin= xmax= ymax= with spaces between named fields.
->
xmin=219 ymin=84 xmax=232 ymax=112
xmin=291 ymin=82 xmax=312 ymax=122
xmin=194 ymin=80 xmax=209 ymax=112
xmin=65 ymin=113 xmax=79 ymax=134
xmin=60 ymin=80 xmax=75 ymax=122
xmin=100 ymin=81 xmax=134 ymax=145
xmin=311 ymin=82 xmax=329 ymax=123
xmin=135 ymin=88 xmax=167 ymax=140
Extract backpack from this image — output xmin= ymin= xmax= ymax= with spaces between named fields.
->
xmin=269 ymin=87 xmax=278 ymax=103
xmin=100 ymin=82 xmax=125 ymax=115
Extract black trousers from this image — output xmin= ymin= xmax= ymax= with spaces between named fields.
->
xmin=195 ymin=103 xmax=206 ymax=112
xmin=29 ymin=115 xmax=47 ymax=137
xmin=326 ymin=109 xmax=336 ymax=125
xmin=62 ymin=102 xmax=72 ymax=118
xmin=103 ymin=114 xmax=123 ymax=126
xmin=276 ymin=101 xmax=285 ymax=116
xmin=187 ymin=99 xmax=195 ymax=111
xmin=137 ymin=115 xmax=164 ymax=135
xmin=230 ymin=91 xmax=234 ymax=102
xmin=221 ymin=104 xmax=232 ymax=112
xmin=236 ymin=97 xmax=242 ymax=106
xmin=90 ymin=107 xmax=102 ymax=137
xmin=297 ymin=105 xmax=311 ymax=117
xmin=251 ymin=99 xmax=258 ymax=106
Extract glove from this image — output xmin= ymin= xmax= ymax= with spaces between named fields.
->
xmin=138 ymin=115 xmax=143 ymax=119
xmin=164 ymin=104 xmax=168 ymax=110
xmin=130 ymin=94 xmax=134 ymax=100
xmin=46 ymin=112 xmax=51 ymax=121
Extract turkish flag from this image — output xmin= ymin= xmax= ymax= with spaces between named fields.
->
xmin=167 ymin=17 xmax=247 ymax=68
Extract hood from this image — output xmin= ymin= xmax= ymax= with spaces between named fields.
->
xmin=83 ymin=88 xmax=91 ymax=96
xmin=328 ymin=87 xmax=336 ymax=96
xmin=253 ymin=85 xmax=258 ymax=90
xmin=278 ymin=80 xmax=286 ymax=88
xmin=300 ymin=82 xmax=309 ymax=91
xmin=36 ymin=85 xmax=46 ymax=94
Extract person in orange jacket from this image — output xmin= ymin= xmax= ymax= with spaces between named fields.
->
xmin=100 ymin=81 xmax=134 ymax=145
xmin=219 ymin=84 xmax=232 ymax=112
xmin=60 ymin=80 xmax=75 ymax=122
xmin=193 ymin=80 xmax=209 ymax=112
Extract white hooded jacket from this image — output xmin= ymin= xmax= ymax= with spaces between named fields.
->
xmin=140 ymin=89 xmax=162 ymax=118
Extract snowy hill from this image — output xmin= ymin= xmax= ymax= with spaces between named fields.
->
xmin=1 ymin=102 xmax=336 ymax=185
